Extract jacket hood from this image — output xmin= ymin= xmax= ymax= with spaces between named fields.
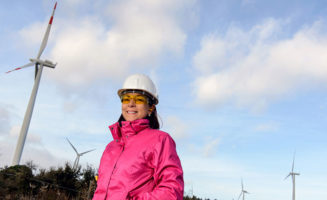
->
xmin=109 ymin=118 xmax=150 ymax=140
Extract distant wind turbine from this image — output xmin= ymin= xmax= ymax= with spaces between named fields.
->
xmin=285 ymin=153 xmax=300 ymax=200
xmin=10 ymin=2 xmax=58 ymax=166
xmin=238 ymin=178 xmax=249 ymax=200
xmin=66 ymin=138 xmax=95 ymax=170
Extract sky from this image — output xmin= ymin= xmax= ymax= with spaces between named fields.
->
xmin=1 ymin=0 xmax=327 ymax=199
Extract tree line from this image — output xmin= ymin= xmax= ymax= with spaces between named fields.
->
xmin=0 ymin=161 xmax=212 ymax=200
xmin=0 ymin=161 xmax=96 ymax=200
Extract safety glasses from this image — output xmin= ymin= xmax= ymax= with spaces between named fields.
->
xmin=121 ymin=94 xmax=149 ymax=104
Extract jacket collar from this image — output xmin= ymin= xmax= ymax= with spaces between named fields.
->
xmin=109 ymin=118 xmax=150 ymax=140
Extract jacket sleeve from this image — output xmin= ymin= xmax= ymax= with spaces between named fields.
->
xmin=131 ymin=134 xmax=184 ymax=200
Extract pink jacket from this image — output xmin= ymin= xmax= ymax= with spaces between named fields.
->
xmin=93 ymin=119 xmax=184 ymax=200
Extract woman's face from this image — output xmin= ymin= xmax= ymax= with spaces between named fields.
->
xmin=121 ymin=93 xmax=151 ymax=121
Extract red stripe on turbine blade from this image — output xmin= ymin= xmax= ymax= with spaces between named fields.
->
xmin=49 ymin=16 xmax=54 ymax=24
xmin=49 ymin=2 xmax=57 ymax=24
xmin=5 ymin=68 xmax=21 ymax=73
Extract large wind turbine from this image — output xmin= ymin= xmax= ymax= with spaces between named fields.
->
xmin=285 ymin=153 xmax=300 ymax=200
xmin=66 ymin=138 xmax=95 ymax=170
xmin=10 ymin=2 xmax=58 ymax=166
xmin=238 ymin=178 xmax=249 ymax=200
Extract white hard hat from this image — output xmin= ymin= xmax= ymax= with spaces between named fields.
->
xmin=118 ymin=74 xmax=159 ymax=105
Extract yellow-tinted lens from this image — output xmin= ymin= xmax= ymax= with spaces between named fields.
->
xmin=121 ymin=96 xmax=131 ymax=104
xmin=121 ymin=94 xmax=148 ymax=104
xmin=134 ymin=96 xmax=148 ymax=104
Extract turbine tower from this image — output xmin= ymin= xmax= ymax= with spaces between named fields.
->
xmin=10 ymin=2 xmax=58 ymax=166
xmin=66 ymin=138 xmax=95 ymax=170
xmin=285 ymin=153 xmax=300 ymax=200
xmin=238 ymin=178 xmax=249 ymax=200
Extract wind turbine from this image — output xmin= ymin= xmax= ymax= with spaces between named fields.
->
xmin=238 ymin=178 xmax=249 ymax=200
xmin=285 ymin=153 xmax=300 ymax=200
xmin=10 ymin=2 xmax=58 ymax=166
xmin=66 ymin=138 xmax=95 ymax=170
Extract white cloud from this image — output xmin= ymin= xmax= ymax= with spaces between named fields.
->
xmin=164 ymin=115 xmax=189 ymax=140
xmin=192 ymin=19 xmax=327 ymax=110
xmin=18 ymin=22 xmax=45 ymax=53
xmin=15 ymin=0 xmax=192 ymax=96
xmin=203 ymin=138 xmax=220 ymax=157
xmin=0 ymin=138 xmax=65 ymax=169
xmin=9 ymin=125 xmax=20 ymax=137
xmin=254 ymin=121 xmax=279 ymax=132
xmin=62 ymin=101 xmax=77 ymax=112
xmin=0 ymin=106 xmax=10 ymax=135
xmin=9 ymin=125 xmax=42 ymax=144
xmin=21 ymin=145 xmax=67 ymax=169
xmin=1 ymin=124 xmax=63 ymax=168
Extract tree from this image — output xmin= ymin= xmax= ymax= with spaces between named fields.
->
xmin=35 ymin=162 xmax=81 ymax=198
xmin=25 ymin=160 xmax=38 ymax=174
xmin=0 ymin=165 xmax=33 ymax=199
xmin=81 ymin=164 xmax=97 ymax=199
xmin=183 ymin=195 xmax=203 ymax=200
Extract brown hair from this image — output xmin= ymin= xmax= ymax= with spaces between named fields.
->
xmin=145 ymin=107 xmax=160 ymax=129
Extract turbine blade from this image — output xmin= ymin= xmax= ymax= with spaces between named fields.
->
xmin=284 ymin=173 xmax=291 ymax=180
xmin=80 ymin=149 xmax=96 ymax=156
xmin=66 ymin=138 xmax=78 ymax=154
xmin=238 ymin=192 xmax=242 ymax=200
xmin=292 ymin=151 xmax=296 ymax=172
xmin=36 ymin=2 xmax=57 ymax=59
xmin=5 ymin=62 xmax=35 ymax=73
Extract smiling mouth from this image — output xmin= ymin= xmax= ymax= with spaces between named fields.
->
xmin=127 ymin=111 xmax=137 ymax=114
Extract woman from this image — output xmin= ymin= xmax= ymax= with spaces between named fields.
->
xmin=93 ymin=74 xmax=184 ymax=200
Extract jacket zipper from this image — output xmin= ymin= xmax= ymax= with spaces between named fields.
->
xmin=104 ymin=142 xmax=125 ymax=199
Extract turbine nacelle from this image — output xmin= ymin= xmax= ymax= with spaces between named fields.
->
xmin=285 ymin=172 xmax=300 ymax=179
xmin=29 ymin=58 xmax=57 ymax=68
